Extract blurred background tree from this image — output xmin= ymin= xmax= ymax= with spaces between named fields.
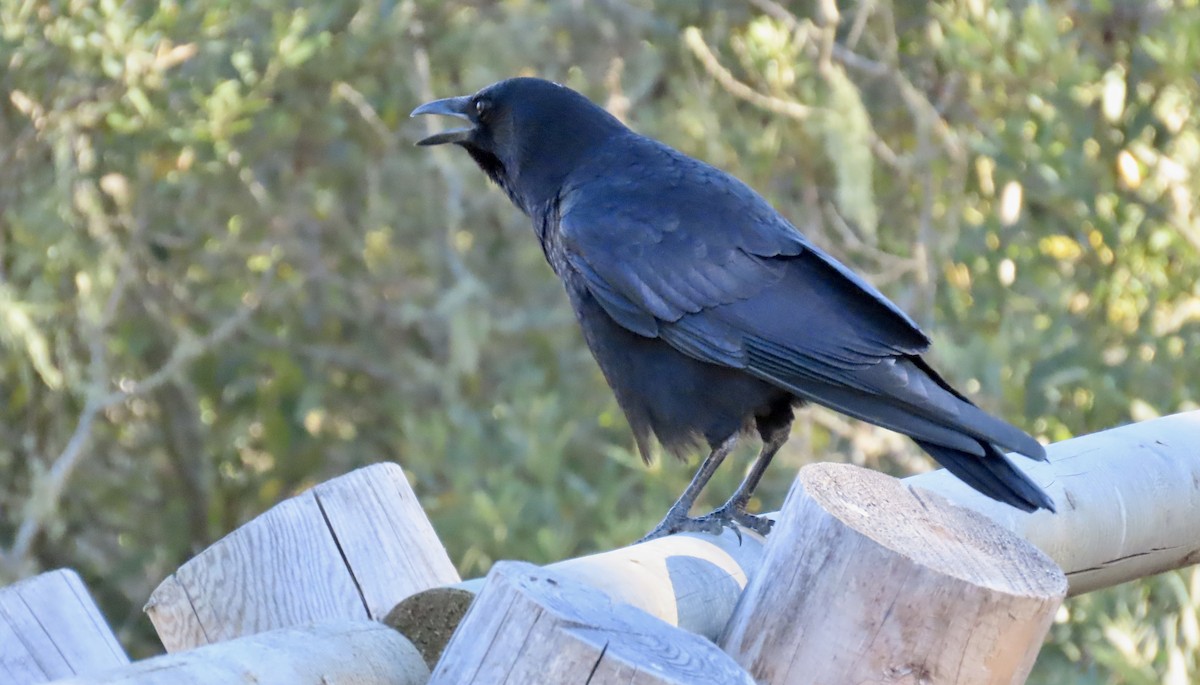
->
xmin=1 ymin=0 xmax=1198 ymax=680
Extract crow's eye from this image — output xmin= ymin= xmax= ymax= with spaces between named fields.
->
xmin=475 ymin=99 xmax=491 ymax=119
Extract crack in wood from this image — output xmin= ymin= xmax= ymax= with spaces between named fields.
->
xmin=1065 ymin=545 xmax=1186 ymax=576
xmin=584 ymin=641 xmax=610 ymax=684
xmin=313 ymin=491 xmax=372 ymax=619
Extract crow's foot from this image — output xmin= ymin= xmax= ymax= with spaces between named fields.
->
xmin=637 ymin=510 xmax=724 ymax=543
xmin=698 ymin=503 xmax=774 ymax=539
xmin=637 ymin=503 xmax=773 ymax=543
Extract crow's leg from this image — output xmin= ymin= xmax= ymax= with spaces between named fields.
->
xmin=638 ymin=433 xmax=739 ymax=542
xmin=695 ymin=424 xmax=790 ymax=538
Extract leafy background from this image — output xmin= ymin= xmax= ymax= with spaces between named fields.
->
xmin=2 ymin=0 xmax=1199 ymax=681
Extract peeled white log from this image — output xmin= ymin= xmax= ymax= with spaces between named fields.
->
xmin=721 ymin=463 xmax=1067 ymax=685
xmin=549 ymin=526 xmax=764 ymax=637
xmin=909 ymin=410 xmax=1200 ymax=594
xmin=47 ymin=621 xmax=427 ymax=685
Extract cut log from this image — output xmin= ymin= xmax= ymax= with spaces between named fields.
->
xmin=720 ymin=463 xmax=1067 ymax=685
xmin=47 ymin=621 xmax=427 ymax=685
xmin=145 ymin=462 xmax=460 ymax=652
xmin=426 ymin=561 xmax=755 ymax=685
xmin=0 ymin=569 xmax=129 ymax=685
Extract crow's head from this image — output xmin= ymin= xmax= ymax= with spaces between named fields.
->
xmin=411 ymin=78 xmax=626 ymax=212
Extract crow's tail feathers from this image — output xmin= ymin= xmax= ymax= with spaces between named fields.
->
xmin=914 ymin=439 xmax=1056 ymax=513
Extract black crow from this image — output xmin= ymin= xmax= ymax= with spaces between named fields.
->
xmin=412 ymin=77 xmax=1053 ymax=540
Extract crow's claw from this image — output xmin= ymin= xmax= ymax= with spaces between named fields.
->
xmin=696 ymin=503 xmax=774 ymax=540
xmin=638 ymin=503 xmax=773 ymax=543
xmin=637 ymin=510 xmax=723 ymax=543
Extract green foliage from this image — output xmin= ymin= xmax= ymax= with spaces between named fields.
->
xmin=819 ymin=65 xmax=878 ymax=239
xmin=1 ymin=0 xmax=1198 ymax=680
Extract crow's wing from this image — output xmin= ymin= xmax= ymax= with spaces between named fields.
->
xmin=560 ymin=175 xmax=1046 ymax=464
xmin=560 ymin=168 xmax=927 ymax=352
xmin=560 ymin=170 xmax=928 ymax=365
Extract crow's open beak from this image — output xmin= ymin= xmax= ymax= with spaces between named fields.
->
xmin=410 ymin=95 xmax=475 ymax=146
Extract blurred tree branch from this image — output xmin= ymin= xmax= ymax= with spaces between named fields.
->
xmin=683 ymin=27 xmax=816 ymax=121
xmin=0 ymin=268 xmax=275 ymax=578
xmin=682 ymin=0 xmax=967 ymax=322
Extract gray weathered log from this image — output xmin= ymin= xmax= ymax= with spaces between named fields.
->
xmin=145 ymin=462 xmax=460 ymax=651
xmin=721 ymin=463 xmax=1067 ymax=685
xmin=426 ymin=561 xmax=755 ymax=685
xmin=48 ymin=621 xmax=427 ymax=685
xmin=1 ymin=569 xmax=129 ymax=685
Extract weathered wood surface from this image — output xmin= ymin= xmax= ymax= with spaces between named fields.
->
xmin=1 ymin=569 xmax=129 ymax=685
xmin=910 ymin=409 xmax=1200 ymax=595
xmin=392 ymin=411 xmax=1200 ymax=662
xmin=722 ymin=463 xmax=1067 ymax=685
xmin=145 ymin=462 xmax=460 ymax=652
xmin=48 ymin=621 xmax=428 ymax=685
xmin=427 ymin=561 xmax=755 ymax=685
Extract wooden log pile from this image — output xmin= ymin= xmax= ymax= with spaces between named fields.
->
xmin=1 ymin=411 xmax=1198 ymax=684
